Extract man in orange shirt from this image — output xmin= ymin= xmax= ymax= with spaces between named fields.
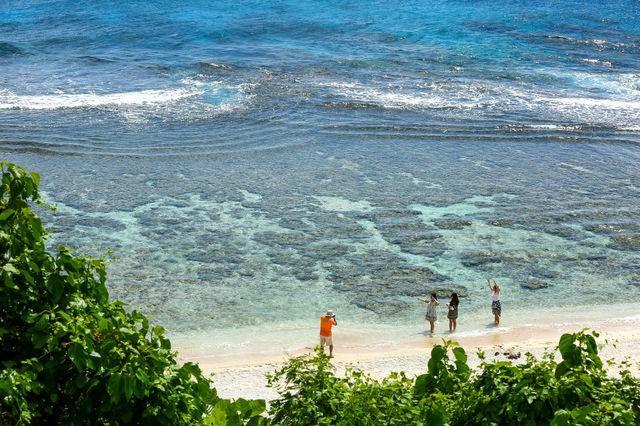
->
xmin=320 ymin=310 xmax=337 ymax=358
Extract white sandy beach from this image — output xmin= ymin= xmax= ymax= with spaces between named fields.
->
xmin=178 ymin=315 xmax=640 ymax=402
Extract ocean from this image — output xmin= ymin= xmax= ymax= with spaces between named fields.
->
xmin=2 ymin=0 xmax=639 ymax=358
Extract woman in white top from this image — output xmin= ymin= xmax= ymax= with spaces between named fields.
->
xmin=418 ymin=293 xmax=439 ymax=334
xmin=488 ymin=279 xmax=501 ymax=325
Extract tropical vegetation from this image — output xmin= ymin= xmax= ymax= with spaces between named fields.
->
xmin=0 ymin=161 xmax=266 ymax=425
xmin=2 ymin=161 xmax=638 ymax=425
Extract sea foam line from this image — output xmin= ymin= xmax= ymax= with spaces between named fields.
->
xmin=315 ymin=77 xmax=640 ymax=117
xmin=0 ymin=87 xmax=201 ymax=110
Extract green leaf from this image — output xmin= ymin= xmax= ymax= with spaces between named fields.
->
xmin=452 ymin=346 xmax=467 ymax=364
xmin=122 ymin=373 xmax=134 ymax=402
xmin=3 ymin=274 xmax=18 ymax=290
xmin=244 ymin=399 xmax=266 ymax=418
xmin=3 ymin=263 xmax=19 ymax=274
xmin=234 ymin=398 xmax=251 ymax=417
xmin=98 ymin=318 xmax=110 ymax=333
xmin=579 ymin=373 xmax=593 ymax=387
xmin=550 ymin=409 xmax=570 ymax=425
xmin=159 ymin=336 xmax=171 ymax=350
xmin=135 ymin=368 xmax=150 ymax=386
xmin=99 ymin=339 xmax=116 ymax=354
xmin=33 ymin=314 xmax=49 ymax=331
xmin=571 ymin=404 xmax=595 ymax=422
xmin=585 ymin=334 xmax=598 ymax=356
xmin=46 ymin=274 xmax=65 ymax=303
xmin=413 ymin=374 xmax=433 ymax=396
xmin=558 ymin=333 xmax=580 ymax=368
xmin=428 ymin=345 xmax=446 ymax=375
xmin=0 ymin=208 xmax=14 ymax=221
xmin=27 ymin=261 xmax=41 ymax=273
xmin=133 ymin=376 xmax=146 ymax=399
xmin=30 ymin=171 xmax=40 ymax=186
xmin=68 ymin=342 xmax=87 ymax=371
xmin=24 ymin=177 xmax=33 ymax=197
xmin=208 ymin=399 xmax=231 ymax=425
xmin=119 ymin=326 xmax=135 ymax=336
xmin=96 ymin=283 xmax=109 ymax=304
xmin=107 ymin=373 xmax=122 ymax=403
xmin=28 ymin=215 xmax=43 ymax=242
xmin=21 ymin=270 xmax=34 ymax=284
xmin=555 ymin=361 xmax=569 ymax=379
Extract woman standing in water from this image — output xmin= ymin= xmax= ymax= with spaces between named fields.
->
xmin=488 ymin=279 xmax=501 ymax=325
xmin=418 ymin=293 xmax=439 ymax=334
xmin=446 ymin=292 xmax=459 ymax=332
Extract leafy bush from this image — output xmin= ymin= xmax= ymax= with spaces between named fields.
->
xmin=268 ymin=332 xmax=639 ymax=426
xmin=266 ymin=348 xmax=447 ymax=425
xmin=414 ymin=339 xmax=470 ymax=397
xmin=0 ymin=161 xmax=268 ymax=425
xmin=451 ymin=330 xmax=640 ymax=425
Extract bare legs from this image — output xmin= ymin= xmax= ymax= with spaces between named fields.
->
xmin=493 ymin=309 xmax=500 ymax=325
xmin=449 ymin=319 xmax=456 ymax=332
xmin=320 ymin=338 xmax=335 ymax=358
xmin=429 ymin=320 xmax=435 ymax=333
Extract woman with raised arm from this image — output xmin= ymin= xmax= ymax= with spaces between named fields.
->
xmin=488 ymin=279 xmax=501 ymax=325
xmin=418 ymin=293 xmax=439 ymax=334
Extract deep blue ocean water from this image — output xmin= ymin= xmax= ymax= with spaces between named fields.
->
xmin=2 ymin=1 xmax=640 ymax=351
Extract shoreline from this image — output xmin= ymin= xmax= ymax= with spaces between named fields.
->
xmin=178 ymin=315 xmax=640 ymax=401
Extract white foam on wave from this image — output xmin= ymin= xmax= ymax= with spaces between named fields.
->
xmin=316 ymin=80 xmax=492 ymax=110
xmin=240 ymin=189 xmax=262 ymax=202
xmin=535 ymin=93 xmax=640 ymax=128
xmin=500 ymin=124 xmax=583 ymax=131
xmin=546 ymin=96 xmax=640 ymax=109
xmin=316 ymin=74 xmax=640 ymax=129
xmin=545 ymin=70 xmax=640 ymax=95
xmin=546 ymin=35 xmax=627 ymax=49
xmin=0 ymin=79 xmax=251 ymax=119
xmin=318 ymin=74 xmax=640 ymax=132
xmin=0 ymin=87 xmax=200 ymax=110
xmin=496 ymin=76 xmax=640 ymax=118
xmin=558 ymin=162 xmax=595 ymax=174
xmin=200 ymin=62 xmax=233 ymax=71
xmin=580 ymin=58 xmax=613 ymax=67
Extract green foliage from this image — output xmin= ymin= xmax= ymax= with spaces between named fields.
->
xmin=0 ymin=161 xmax=268 ymax=425
xmin=451 ymin=350 xmax=560 ymax=424
xmin=555 ymin=329 xmax=602 ymax=378
xmin=206 ymin=398 xmax=269 ymax=426
xmin=268 ymin=332 xmax=639 ymax=426
xmin=414 ymin=339 xmax=470 ymax=397
xmin=267 ymin=347 xmax=447 ymax=425
xmin=266 ymin=348 xmax=344 ymax=425
xmin=446 ymin=329 xmax=640 ymax=425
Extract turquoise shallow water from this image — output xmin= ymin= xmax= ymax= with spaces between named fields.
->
xmin=1 ymin=1 xmax=639 ymax=350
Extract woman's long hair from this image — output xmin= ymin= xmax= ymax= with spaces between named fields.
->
xmin=451 ymin=292 xmax=459 ymax=307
